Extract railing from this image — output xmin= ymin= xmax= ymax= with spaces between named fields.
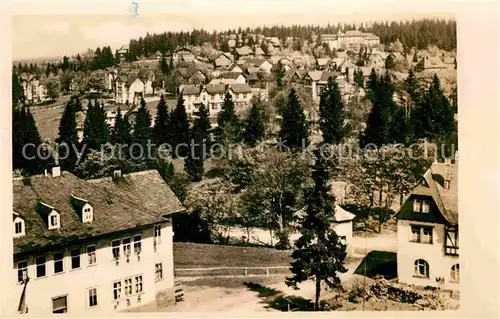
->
xmin=175 ymin=266 xmax=291 ymax=277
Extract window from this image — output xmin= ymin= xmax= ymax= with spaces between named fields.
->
xmin=243 ymin=93 xmax=247 ymax=99
xmin=15 ymin=221 xmax=23 ymax=235
xmin=155 ymin=263 xmax=163 ymax=281
xmin=413 ymin=199 xmax=421 ymax=212
xmin=421 ymin=200 xmax=430 ymax=213
xmin=135 ymin=275 xmax=143 ymax=293
xmin=52 ymin=296 xmax=67 ymax=313
xmin=414 ymin=259 xmax=429 ymax=278
xmin=87 ymin=246 xmax=96 ymax=265
xmin=211 ymin=94 xmax=214 ymax=100
xmin=112 ymin=240 xmax=120 ymax=260
xmin=50 ymin=214 xmax=58 ymax=227
xmin=113 ymin=281 xmax=121 ymax=300
xmin=133 ymin=235 xmax=142 ymax=255
xmin=410 ymin=225 xmax=433 ymax=244
xmin=53 ymin=253 xmax=64 ymax=274
xmin=450 ymin=264 xmax=459 ymax=282
xmin=83 ymin=207 xmax=93 ymax=222
xmin=123 ymin=238 xmax=131 ymax=257
xmin=444 ymin=180 xmax=450 ymax=189
xmin=70 ymin=249 xmax=81 ymax=269
xmin=88 ymin=288 xmax=98 ymax=307
xmin=124 ymin=277 xmax=133 ymax=296
xmin=36 ymin=256 xmax=46 ymax=278
xmin=154 ymin=225 xmax=162 ymax=243
xmin=17 ymin=261 xmax=28 ymax=283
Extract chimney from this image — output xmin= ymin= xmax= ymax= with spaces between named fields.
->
xmin=113 ymin=169 xmax=122 ymax=180
xmin=52 ymin=167 xmax=61 ymax=177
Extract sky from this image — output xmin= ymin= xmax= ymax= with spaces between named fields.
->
xmin=12 ymin=0 xmax=456 ymax=60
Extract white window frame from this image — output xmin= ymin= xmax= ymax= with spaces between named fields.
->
xmin=52 ymin=295 xmax=68 ymax=313
xmin=14 ymin=218 xmax=25 ymax=237
xmin=450 ymin=264 xmax=459 ymax=282
xmin=124 ymin=277 xmax=133 ymax=296
xmin=410 ymin=225 xmax=433 ymax=244
xmin=154 ymin=225 xmax=162 ymax=244
xmin=88 ymin=287 xmax=98 ymax=308
xmin=35 ymin=256 xmax=47 ymax=278
xmin=413 ymin=199 xmax=421 ymax=212
xmin=414 ymin=259 xmax=430 ymax=278
xmin=49 ymin=212 xmax=60 ymax=229
xmin=83 ymin=207 xmax=93 ymax=222
xmin=53 ymin=252 xmax=64 ymax=274
xmin=133 ymin=235 xmax=142 ymax=255
xmin=155 ymin=263 xmax=163 ymax=282
xmin=17 ymin=260 xmax=28 ymax=283
xmin=135 ymin=275 xmax=143 ymax=294
xmin=123 ymin=238 xmax=131 ymax=257
xmin=421 ymin=200 xmax=430 ymax=213
xmin=113 ymin=281 xmax=121 ymax=300
xmin=87 ymin=245 xmax=97 ymax=265
xmin=70 ymin=248 xmax=81 ymax=269
xmin=112 ymin=240 xmax=120 ymax=260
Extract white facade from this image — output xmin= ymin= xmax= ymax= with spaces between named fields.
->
xmin=397 ymin=219 xmax=459 ymax=290
xmin=331 ymin=221 xmax=354 ymax=256
xmin=5 ymin=222 xmax=175 ymax=317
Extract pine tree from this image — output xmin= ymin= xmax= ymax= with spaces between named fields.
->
xmin=319 ymin=77 xmax=350 ymax=145
xmin=216 ymin=92 xmax=241 ymax=144
xmin=221 ymin=40 xmax=230 ymax=53
xmin=133 ymin=98 xmax=152 ymax=155
xmin=83 ymin=100 xmax=109 ymax=150
xmin=274 ymin=62 xmax=285 ymax=89
xmin=243 ymin=102 xmax=265 ymax=147
xmin=286 ymin=149 xmax=348 ymax=311
xmin=12 ymin=71 xmax=21 ymax=108
xmin=160 ymin=56 xmax=169 ymax=76
xmin=279 ymin=88 xmax=308 ymax=150
xmin=170 ymin=95 xmax=190 ymax=157
xmin=360 ymin=73 xmax=394 ymax=147
xmin=153 ymin=95 xmax=170 ymax=144
xmin=353 ymin=68 xmax=364 ymax=88
xmin=56 ymin=98 xmax=80 ymax=170
xmin=184 ymin=104 xmax=210 ymax=181
xmin=112 ymin=107 xmax=132 ymax=145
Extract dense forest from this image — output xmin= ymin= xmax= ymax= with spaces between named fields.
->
xmin=125 ymin=18 xmax=456 ymax=60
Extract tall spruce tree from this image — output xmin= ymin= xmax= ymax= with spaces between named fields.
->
xmin=56 ymin=98 xmax=80 ymax=170
xmin=274 ymin=62 xmax=285 ymax=89
xmin=184 ymin=104 xmax=210 ymax=181
xmin=216 ymin=92 xmax=241 ymax=144
xmin=112 ymin=107 xmax=132 ymax=145
xmin=170 ymin=95 xmax=190 ymax=157
xmin=243 ymin=102 xmax=265 ymax=147
xmin=12 ymin=71 xmax=21 ymax=108
xmin=279 ymin=88 xmax=308 ymax=150
xmin=354 ymin=68 xmax=364 ymax=88
xmin=153 ymin=95 xmax=170 ymax=144
xmin=133 ymin=98 xmax=153 ymax=157
xmin=83 ymin=100 xmax=109 ymax=150
xmin=319 ymin=77 xmax=350 ymax=145
xmin=286 ymin=149 xmax=348 ymax=311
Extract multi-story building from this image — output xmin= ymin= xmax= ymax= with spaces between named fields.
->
xmin=395 ymin=161 xmax=459 ymax=290
xmin=6 ymin=168 xmax=185 ymax=317
xmin=19 ymin=73 xmax=49 ymax=104
xmin=321 ymin=30 xmax=380 ymax=51
xmin=179 ymin=83 xmax=253 ymax=117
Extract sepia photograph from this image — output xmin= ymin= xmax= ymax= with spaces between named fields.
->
xmin=5 ymin=4 xmax=467 ymax=316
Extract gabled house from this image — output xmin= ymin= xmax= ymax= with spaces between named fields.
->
xmin=244 ymin=59 xmax=274 ymax=74
xmin=213 ymin=52 xmax=233 ymax=69
xmin=7 ymin=169 xmax=185 ymax=316
xmin=216 ymin=72 xmax=247 ymax=84
xmin=234 ymin=46 xmax=254 ymax=58
xmin=117 ymin=70 xmax=154 ymax=105
xmin=395 ymin=161 xmax=458 ymax=290
xmin=19 ymin=73 xmax=49 ymax=104
xmin=316 ymin=58 xmax=330 ymax=70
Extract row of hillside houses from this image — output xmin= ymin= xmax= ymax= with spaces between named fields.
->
xmin=179 ymin=83 xmax=253 ymax=117
xmin=7 ymin=168 xmax=185 ymax=316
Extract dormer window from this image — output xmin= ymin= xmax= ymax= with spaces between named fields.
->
xmin=70 ymin=194 xmax=93 ymax=223
xmin=37 ymin=202 xmax=60 ymax=230
xmin=413 ymin=198 xmax=430 ymax=213
xmin=13 ymin=215 xmax=26 ymax=237
xmin=48 ymin=211 xmax=60 ymax=230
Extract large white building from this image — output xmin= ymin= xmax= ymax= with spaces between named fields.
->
xmin=6 ymin=169 xmax=184 ymax=317
xmin=321 ymin=30 xmax=380 ymax=51
xmin=395 ymin=161 xmax=459 ymax=290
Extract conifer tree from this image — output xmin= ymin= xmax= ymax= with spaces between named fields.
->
xmin=184 ymin=104 xmax=210 ymax=182
xmin=319 ymin=77 xmax=350 ymax=145
xmin=170 ymin=95 xmax=190 ymax=157
xmin=286 ymin=149 xmax=348 ymax=311
xmin=353 ymin=68 xmax=364 ymax=88
xmin=112 ymin=107 xmax=132 ymax=145
xmin=279 ymin=88 xmax=308 ymax=150
xmin=160 ymin=56 xmax=169 ymax=76
xmin=133 ymin=98 xmax=152 ymax=155
xmin=56 ymin=98 xmax=80 ymax=170
xmin=274 ymin=62 xmax=285 ymax=89
xmin=243 ymin=102 xmax=265 ymax=147
xmin=153 ymin=95 xmax=170 ymax=144
xmin=216 ymin=92 xmax=241 ymax=144
xmin=83 ymin=100 xmax=109 ymax=151
xmin=12 ymin=71 xmax=21 ymax=108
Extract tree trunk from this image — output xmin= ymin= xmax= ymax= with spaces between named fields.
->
xmin=315 ymin=273 xmax=321 ymax=311
xmin=246 ymin=227 xmax=250 ymax=243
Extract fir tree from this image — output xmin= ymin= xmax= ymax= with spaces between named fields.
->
xmin=319 ymin=77 xmax=350 ymax=145
xmin=353 ymin=68 xmax=364 ymax=88
xmin=170 ymin=95 xmax=190 ymax=157
xmin=279 ymin=88 xmax=308 ymax=150
xmin=133 ymin=98 xmax=153 ymax=154
xmin=184 ymin=104 xmax=210 ymax=182
xmin=243 ymin=102 xmax=265 ymax=147
xmin=83 ymin=100 xmax=109 ymax=150
xmin=160 ymin=56 xmax=169 ymax=76
xmin=286 ymin=149 xmax=348 ymax=311
xmin=274 ymin=62 xmax=285 ymax=89
xmin=153 ymin=95 xmax=170 ymax=144
xmin=112 ymin=107 xmax=132 ymax=145
xmin=12 ymin=71 xmax=21 ymax=108
xmin=56 ymin=98 xmax=80 ymax=170
xmin=216 ymin=92 xmax=241 ymax=144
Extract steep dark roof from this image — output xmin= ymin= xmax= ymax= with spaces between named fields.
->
xmin=220 ymin=72 xmax=246 ymax=80
xmin=205 ymin=84 xmax=227 ymax=94
xmin=13 ymin=170 xmax=184 ymax=254
xmin=230 ymin=83 xmax=252 ymax=93
xmin=181 ymin=85 xmax=202 ymax=95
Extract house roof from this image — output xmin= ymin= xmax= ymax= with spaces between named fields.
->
xmin=333 ymin=205 xmax=356 ymax=222
xmin=316 ymin=58 xmax=330 ymax=66
xmin=365 ymin=33 xmax=380 ymax=40
xmin=306 ymin=71 xmax=323 ymax=81
xmin=181 ymin=84 xmax=202 ymax=95
xmin=254 ymin=47 xmax=265 ymax=56
xmin=320 ymin=71 xmax=340 ymax=82
xmin=13 ymin=170 xmax=183 ymax=254
xmin=229 ymin=83 xmax=252 ymax=93
xmin=235 ymin=46 xmax=254 ymax=56
xmin=220 ymin=72 xmax=245 ymax=80
xmin=342 ymin=30 xmax=364 ymax=37
xmin=204 ymin=84 xmax=227 ymax=94
xmin=125 ymin=76 xmax=142 ymax=88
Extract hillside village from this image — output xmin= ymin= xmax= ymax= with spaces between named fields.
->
xmin=9 ymin=18 xmax=460 ymax=315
